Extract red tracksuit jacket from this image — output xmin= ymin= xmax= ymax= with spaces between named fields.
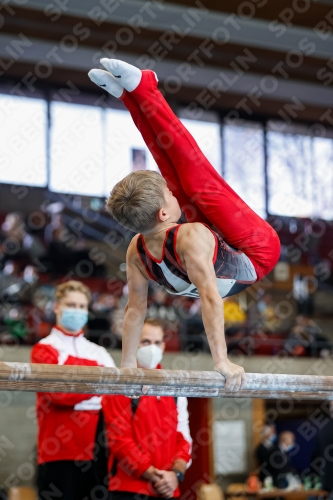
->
xmin=31 ymin=325 xmax=115 ymax=464
xmin=102 ymin=374 xmax=192 ymax=497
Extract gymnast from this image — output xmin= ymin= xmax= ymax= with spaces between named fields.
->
xmin=88 ymin=59 xmax=281 ymax=391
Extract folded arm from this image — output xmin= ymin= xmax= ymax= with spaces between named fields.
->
xmin=31 ymin=344 xmax=97 ymax=406
xmin=102 ymin=395 xmax=154 ymax=478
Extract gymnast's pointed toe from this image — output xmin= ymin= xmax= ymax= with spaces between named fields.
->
xmin=100 ymin=59 xmax=142 ymax=92
xmin=88 ymin=69 xmax=124 ymax=98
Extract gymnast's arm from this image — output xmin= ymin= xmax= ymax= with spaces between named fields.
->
xmin=120 ymin=238 xmax=149 ymax=368
xmin=178 ymin=223 xmax=246 ymax=391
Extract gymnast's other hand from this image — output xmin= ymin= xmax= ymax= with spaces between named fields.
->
xmin=214 ymin=358 xmax=246 ymax=391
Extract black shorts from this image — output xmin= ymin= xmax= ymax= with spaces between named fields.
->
xmin=109 ymin=492 xmax=177 ymax=500
xmin=38 ymin=460 xmax=108 ymax=500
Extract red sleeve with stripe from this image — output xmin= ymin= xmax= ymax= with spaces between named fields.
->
xmin=102 ymin=395 xmax=152 ymax=479
xmin=31 ymin=343 xmax=96 ymax=407
xmin=173 ymin=397 xmax=192 ymax=465
xmin=173 ymin=431 xmax=192 ymax=463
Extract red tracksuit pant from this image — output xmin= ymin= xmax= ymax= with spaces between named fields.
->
xmin=120 ymin=70 xmax=280 ymax=281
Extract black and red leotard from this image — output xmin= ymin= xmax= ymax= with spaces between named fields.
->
xmin=137 ymin=224 xmax=257 ymax=298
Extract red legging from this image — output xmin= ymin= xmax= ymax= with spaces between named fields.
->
xmin=120 ymin=70 xmax=280 ymax=281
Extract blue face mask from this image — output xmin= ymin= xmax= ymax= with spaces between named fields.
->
xmin=270 ymin=434 xmax=277 ymax=443
xmin=61 ymin=308 xmax=88 ymax=332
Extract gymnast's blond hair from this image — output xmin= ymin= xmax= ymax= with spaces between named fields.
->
xmin=105 ymin=170 xmax=167 ymax=233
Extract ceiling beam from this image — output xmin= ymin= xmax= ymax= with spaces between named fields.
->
xmin=0 ymin=7 xmax=329 ymax=86
xmin=1 ymin=34 xmax=332 ymax=110
xmin=5 ymin=0 xmax=332 ymax=59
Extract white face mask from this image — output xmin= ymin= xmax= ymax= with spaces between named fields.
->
xmin=137 ymin=345 xmax=163 ymax=369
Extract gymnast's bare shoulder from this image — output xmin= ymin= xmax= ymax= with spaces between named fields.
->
xmin=127 ymin=234 xmax=142 ymax=264
xmin=126 ymin=234 xmax=147 ymax=276
xmin=176 ymin=222 xmax=216 ymax=272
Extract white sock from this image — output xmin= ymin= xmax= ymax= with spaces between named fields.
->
xmin=88 ymin=69 xmax=124 ymax=98
xmin=100 ymin=59 xmax=143 ymax=92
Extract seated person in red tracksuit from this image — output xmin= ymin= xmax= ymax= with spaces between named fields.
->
xmin=102 ymin=318 xmax=192 ymax=500
xmin=31 ymin=280 xmax=116 ymax=500
xmin=88 ymin=59 xmax=281 ymax=392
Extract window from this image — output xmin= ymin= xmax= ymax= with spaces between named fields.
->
xmin=180 ymin=118 xmax=222 ymax=174
xmin=224 ymin=122 xmax=265 ymax=218
xmin=2 ymin=91 xmax=333 ymax=225
xmin=313 ymin=137 xmax=333 ymax=220
xmin=267 ymin=123 xmax=313 ymax=217
xmin=104 ymin=108 xmax=158 ymax=196
xmin=49 ymin=102 xmax=104 ymax=196
xmin=0 ymin=94 xmax=47 ymax=186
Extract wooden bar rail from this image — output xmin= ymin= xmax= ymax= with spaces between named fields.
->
xmin=0 ymin=362 xmax=332 ymax=399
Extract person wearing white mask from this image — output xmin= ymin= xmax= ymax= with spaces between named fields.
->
xmin=102 ymin=318 xmax=192 ymax=500
xmin=136 ymin=319 xmax=165 ymax=369
xmin=31 ymin=280 xmax=116 ymax=500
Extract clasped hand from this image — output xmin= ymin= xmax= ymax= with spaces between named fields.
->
xmin=152 ymin=470 xmax=178 ymax=498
